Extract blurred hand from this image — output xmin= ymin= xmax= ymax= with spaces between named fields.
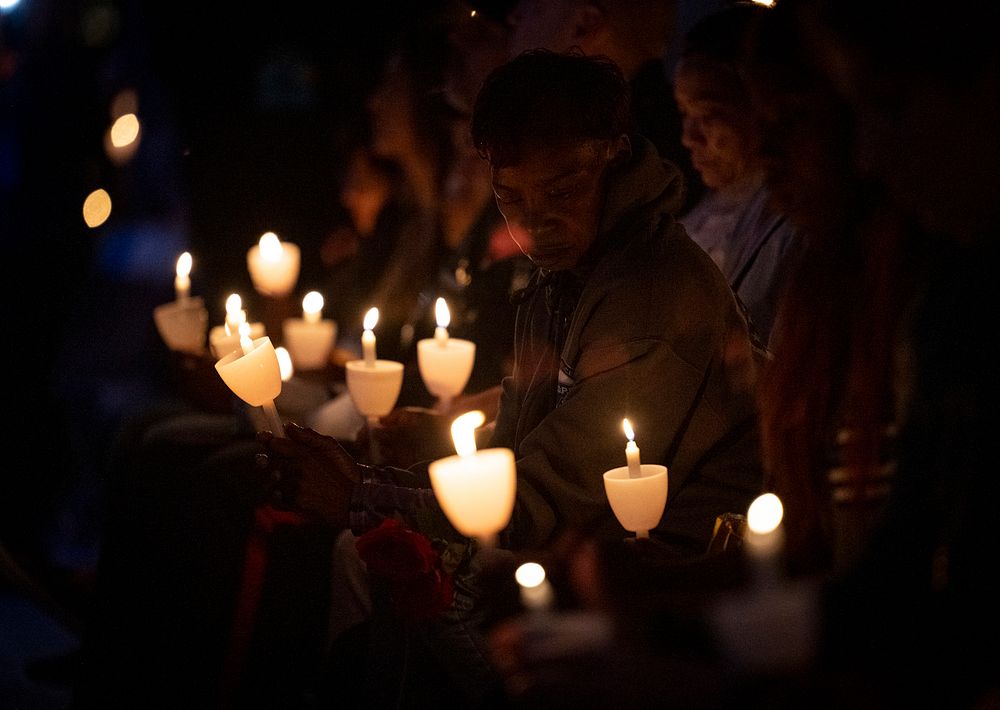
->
xmin=256 ymin=423 xmax=360 ymax=528
xmin=360 ymin=406 xmax=454 ymax=467
xmin=169 ymin=350 xmax=233 ymax=413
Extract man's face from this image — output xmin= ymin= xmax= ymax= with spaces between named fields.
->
xmin=491 ymin=138 xmax=617 ymax=271
xmin=674 ymin=59 xmax=761 ymax=190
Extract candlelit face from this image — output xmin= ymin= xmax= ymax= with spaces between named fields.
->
xmin=490 ymin=136 xmax=628 ymax=271
xmin=674 ymin=57 xmax=762 ymax=190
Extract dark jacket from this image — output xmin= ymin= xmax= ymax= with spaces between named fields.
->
xmin=493 ymin=136 xmax=764 ymax=552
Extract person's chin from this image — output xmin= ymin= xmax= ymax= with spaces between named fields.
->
xmin=529 ymin=247 xmax=574 ymax=271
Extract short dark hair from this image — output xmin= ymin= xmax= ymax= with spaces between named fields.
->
xmin=471 ymin=49 xmax=632 ymax=166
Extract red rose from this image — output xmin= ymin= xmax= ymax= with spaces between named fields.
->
xmin=356 ymin=518 xmax=436 ymax=581
xmin=355 ymin=518 xmax=456 ymax=622
xmin=389 ymin=567 xmax=455 ymax=622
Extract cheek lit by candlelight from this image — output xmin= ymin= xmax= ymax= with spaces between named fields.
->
xmin=451 ymin=410 xmax=486 ymax=457
xmin=82 ymin=188 xmax=112 ymax=228
xmin=259 ymin=232 xmax=284 ymax=262
xmin=275 ymin=346 xmax=294 ymax=381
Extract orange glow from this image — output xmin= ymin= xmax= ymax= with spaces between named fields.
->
xmin=82 ymin=189 xmax=112 ymax=228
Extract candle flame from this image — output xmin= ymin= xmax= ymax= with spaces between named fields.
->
xmin=622 ymin=418 xmax=635 ymax=442
xmin=238 ymin=321 xmax=253 ymax=350
xmin=302 ymin=290 xmax=324 ymax=315
xmin=363 ymin=307 xmax=379 ymax=331
xmin=275 ymin=346 xmax=294 ymax=381
xmin=747 ymin=493 xmax=783 ymax=535
xmin=226 ymin=293 xmax=242 ymax=315
xmin=176 ymin=251 xmax=192 ymax=278
xmin=435 ymin=297 xmax=451 ymax=328
xmin=514 ymin=562 xmax=546 ymax=589
xmin=451 ymin=410 xmax=485 ymax=457
xmin=259 ymin=232 xmax=283 ymax=262
xmin=82 ymin=188 xmax=112 ymax=228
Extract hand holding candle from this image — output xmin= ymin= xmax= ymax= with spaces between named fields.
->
xmin=623 ymin=418 xmax=641 ymax=479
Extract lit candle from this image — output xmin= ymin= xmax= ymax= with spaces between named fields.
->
xmin=427 ymin=410 xmax=517 ymax=548
xmin=623 ymin=418 xmax=641 ymax=479
xmin=275 ymin=346 xmax=294 ymax=382
xmin=246 ymin=231 xmax=301 ymax=297
xmin=238 ymin=321 xmax=254 ymax=356
xmin=214 ymin=331 xmax=285 ymax=437
xmin=515 ymin=562 xmax=554 ymax=612
xmin=434 ymin=297 xmax=450 ymax=347
xmin=745 ymin=493 xmax=785 ymax=584
xmin=225 ymin=293 xmax=247 ymax=333
xmin=174 ymin=252 xmax=192 ymax=302
xmin=362 ymin=307 xmax=378 ymax=367
xmin=302 ymin=291 xmax=324 ymax=324
xmin=282 ymin=292 xmax=337 ymax=371
xmin=416 ymin=299 xmax=475 ymax=411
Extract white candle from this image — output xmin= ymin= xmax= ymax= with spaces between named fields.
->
xmin=224 ymin=293 xmax=247 ymax=334
xmin=427 ymin=410 xmax=517 ymax=548
xmin=302 ymin=291 xmax=324 ymax=324
xmin=174 ymin=252 xmax=192 ymax=302
xmin=515 ymin=562 xmax=554 ymax=612
xmin=283 ymin=292 xmax=337 ymax=371
xmin=362 ymin=307 xmax=379 ymax=367
xmin=246 ymin=231 xmax=301 ymax=297
xmin=434 ymin=297 xmax=450 ymax=347
xmin=623 ymin=418 xmax=641 ymax=479
xmin=238 ymin=321 xmax=254 ymax=356
xmin=745 ymin=493 xmax=785 ymax=584
xmin=275 ymin=346 xmax=294 ymax=382
xmin=214 ymin=333 xmax=285 ymax=437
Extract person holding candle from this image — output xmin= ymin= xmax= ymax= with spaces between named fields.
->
xmin=486 ymin=3 xmax=1000 ymax=706
xmin=256 ymin=47 xmax=766 ymax=709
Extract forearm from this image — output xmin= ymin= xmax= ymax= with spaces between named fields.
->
xmin=348 ymin=462 xmax=445 ymax=536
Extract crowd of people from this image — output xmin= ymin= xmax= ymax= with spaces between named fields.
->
xmin=3 ymin=0 xmax=997 ymax=708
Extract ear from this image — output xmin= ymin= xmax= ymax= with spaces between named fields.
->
xmin=608 ymin=134 xmax=632 ymax=167
xmin=571 ymin=3 xmax=606 ymax=44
